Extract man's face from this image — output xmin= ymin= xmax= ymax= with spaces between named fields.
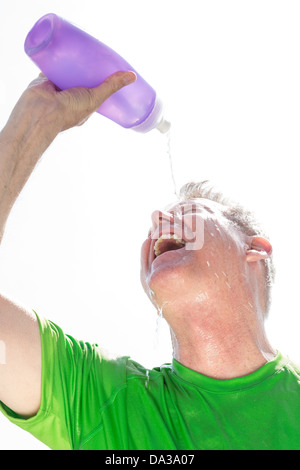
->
xmin=140 ymin=198 xmax=248 ymax=318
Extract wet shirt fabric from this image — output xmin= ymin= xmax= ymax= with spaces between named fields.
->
xmin=1 ymin=313 xmax=300 ymax=450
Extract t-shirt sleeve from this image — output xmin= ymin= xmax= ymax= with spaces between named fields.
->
xmin=0 ymin=311 xmax=129 ymax=450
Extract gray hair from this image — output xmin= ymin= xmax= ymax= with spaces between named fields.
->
xmin=179 ymin=180 xmax=275 ymax=316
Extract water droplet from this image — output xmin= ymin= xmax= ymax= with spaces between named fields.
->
xmin=145 ymin=369 xmax=150 ymax=389
xmin=206 ymin=260 xmax=210 ymax=267
xmin=214 ymin=272 xmax=219 ymax=279
xmin=154 ymin=308 xmax=163 ymax=349
xmin=196 ymin=292 xmax=209 ymax=301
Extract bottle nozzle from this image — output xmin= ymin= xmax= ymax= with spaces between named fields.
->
xmin=156 ymin=118 xmax=171 ymax=134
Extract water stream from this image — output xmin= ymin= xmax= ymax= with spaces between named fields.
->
xmin=165 ymin=126 xmax=179 ymax=199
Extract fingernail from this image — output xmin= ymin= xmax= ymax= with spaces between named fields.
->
xmin=123 ymin=71 xmax=137 ymax=85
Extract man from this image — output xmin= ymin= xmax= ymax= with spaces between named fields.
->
xmin=0 ymin=72 xmax=300 ymax=450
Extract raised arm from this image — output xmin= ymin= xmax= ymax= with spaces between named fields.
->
xmin=0 ymin=70 xmax=136 ymax=417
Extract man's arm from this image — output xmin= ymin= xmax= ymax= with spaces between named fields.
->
xmin=0 ymin=70 xmax=136 ymax=417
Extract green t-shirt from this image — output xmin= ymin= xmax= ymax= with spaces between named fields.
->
xmin=1 ymin=313 xmax=300 ymax=450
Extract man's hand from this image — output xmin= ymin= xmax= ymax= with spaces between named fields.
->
xmin=7 ymin=70 xmax=137 ymax=135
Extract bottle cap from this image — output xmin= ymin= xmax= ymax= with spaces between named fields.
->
xmin=156 ymin=117 xmax=171 ymax=134
xmin=131 ymin=96 xmax=170 ymax=133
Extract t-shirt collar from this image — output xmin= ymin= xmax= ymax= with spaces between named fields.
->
xmin=171 ymin=351 xmax=287 ymax=392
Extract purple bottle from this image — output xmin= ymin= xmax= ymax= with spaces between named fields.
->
xmin=24 ymin=13 xmax=170 ymax=133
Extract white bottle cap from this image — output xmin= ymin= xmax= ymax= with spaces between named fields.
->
xmin=156 ymin=117 xmax=171 ymax=134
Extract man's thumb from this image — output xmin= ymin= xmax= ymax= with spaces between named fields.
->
xmin=94 ymin=71 xmax=137 ymax=102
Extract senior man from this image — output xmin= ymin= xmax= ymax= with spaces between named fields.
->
xmin=0 ymin=73 xmax=300 ymax=450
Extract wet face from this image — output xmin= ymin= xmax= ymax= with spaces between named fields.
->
xmin=140 ymin=198 xmax=250 ymax=319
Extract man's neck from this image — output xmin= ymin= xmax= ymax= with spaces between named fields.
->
xmin=168 ymin=303 xmax=276 ymax=380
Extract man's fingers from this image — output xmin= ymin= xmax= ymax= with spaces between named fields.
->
xmin=25 ymin=70 xmax=137 ymax=132
xmin=91 ymin=71 xmax=137 ymax=104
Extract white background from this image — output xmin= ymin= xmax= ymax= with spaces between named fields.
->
xmin=0 ymin=0 xmax=300 ymax=450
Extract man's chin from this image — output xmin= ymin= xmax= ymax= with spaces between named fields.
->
xmin=147 ymin=268 xmax=188 ymax=309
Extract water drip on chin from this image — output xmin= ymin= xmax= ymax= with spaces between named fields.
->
xmin=153 ymin=307 xmax=163 ymax=350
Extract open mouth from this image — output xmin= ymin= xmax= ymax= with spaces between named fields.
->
xmin=154 ymin=234 xmax=186 ymax=258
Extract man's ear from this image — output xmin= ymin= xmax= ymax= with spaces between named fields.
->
xmin=246 ymin=236 xmax=272 ymax=262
